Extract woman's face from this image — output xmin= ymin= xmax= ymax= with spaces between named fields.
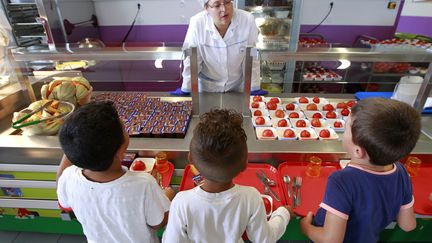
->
xmin=205 ymin=0 xmax=233 ymax=27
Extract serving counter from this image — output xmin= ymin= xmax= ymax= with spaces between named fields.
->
xmin=1 ymin=46 xmax=432 ymax=241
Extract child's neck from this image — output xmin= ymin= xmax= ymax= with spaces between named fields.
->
xmin=201 ymin=179 xmax=235 ymax=193
xmin=349 ymin=159 xmax=394 ymax=172
xmin=82 ymin=160 xmax=125 ymax=183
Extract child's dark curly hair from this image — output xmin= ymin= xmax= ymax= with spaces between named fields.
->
xmin=190 ymin=109 xmax=248 ymax=182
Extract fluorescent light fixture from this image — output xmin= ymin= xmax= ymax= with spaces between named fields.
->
xmin=337 ymin=59 xmax=351 ymax=69
xmin=154 ymin=58 xmax=163 ymax=69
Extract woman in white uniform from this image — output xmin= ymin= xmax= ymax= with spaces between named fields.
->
xmin=172 ymin=0 xmax=266 ymax=95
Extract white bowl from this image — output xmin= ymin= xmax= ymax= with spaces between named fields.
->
xmin=295 ymin=128 xmax=318 ymax=140
xmin=256 ymin=127 xmax=277 ymax=140
xmin=252 ymin=116 xmax=272 ymax=127
xmin=276 ymin=127 xmax=298 ymax=140
xmin=275 ymin=10 xmax=289 ymax=19
xmin=271 ymin=118 xmax=291 ymax=128
xmin=315 ymin=128 xmax=339 ymax=140
xmin=130 ymin=158 xmax=155 ymax=173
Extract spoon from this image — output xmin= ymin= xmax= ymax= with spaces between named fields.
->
xmin=283 ymin=175 xmax=291 ymax=199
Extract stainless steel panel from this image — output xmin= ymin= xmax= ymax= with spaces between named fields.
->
xmin=12 ymin=47 xmax=184 ymax=61
xmin=0 ymin=198 xmax=58 ymax=209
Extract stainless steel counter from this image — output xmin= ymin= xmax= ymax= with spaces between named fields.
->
xmin=0 ymin=92 xmax=431 ymax=167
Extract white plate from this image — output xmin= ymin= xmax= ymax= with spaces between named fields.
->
xmin=261 ymin=194 xmax=274 ymax=217
xmin=276 ymin=127 xmax=298 ymax=140
xmin=250 ymin=101 xmax=266 ymax=109
xmin=314 ymin=128 xmax=339 ymax=140
xmin=295 ymin=97 xmax=311 ymax=104
xmin=290 ymin=118 xmax=311 ymax=129
xmin=252 ymin=116 xmax=272 ymax=127
xmin=256 ymin=127 xmax=277 ymax=140
xmin=309 ymin=97 xmax=329 ymax=105
xmin=286 ymin=111 xmax=305 ymax=119
xmin=130 ymin=158 xmax=155 ymax=172
xmin=269 ymin=109 xmax=287 ymax=119
xmin=327 ymin=119 xmax=346 ymax=132
xmin=299 ymin=103 xmax=328 ymax=112
xmin=309 ymin=118 xmax=328 ymax=128
xmin=251 ymin=108 xmax=270 ymax=117
xmin=339 ymin=160 xmax=350 ymax=169
xmin=250 ymin=95 xmax=265 ymax=103
xmin=271 ymin=118 xmax=291 ymax=128
xmin=303 ymin=111 xmax=324 ymax=119
xmin=320 ymin=103 xmax=336 ymax=112
xmin=294 ymin=128 xmax=318 ymax=140
xmin=264 ymin=97 xmax=282 ymax=104
xmin=323 ymin=110 xmax=341 ymax=120
xmin=282 ymin=102 xmax=300 ymax=111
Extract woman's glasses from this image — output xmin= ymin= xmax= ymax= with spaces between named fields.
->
xmin=208 ymin=0 xmax=232 ymax=10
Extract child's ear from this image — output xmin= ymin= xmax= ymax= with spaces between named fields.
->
xmin=353 ymin=145 xmax=368 ymax=160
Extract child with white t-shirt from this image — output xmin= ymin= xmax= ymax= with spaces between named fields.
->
xmin=56 ymin=101 xmax=175 ymax=243
xmin=163 ymin=109 xmax=292 ymax=243
xmin=300 ymin=98 xmax=420 ymax=243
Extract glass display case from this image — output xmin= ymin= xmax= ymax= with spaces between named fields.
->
xmin=237 ymin=0 xmax=302 ymax=93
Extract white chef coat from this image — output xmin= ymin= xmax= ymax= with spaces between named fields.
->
xmin=181 ymin=9 xmax=261 ymax=93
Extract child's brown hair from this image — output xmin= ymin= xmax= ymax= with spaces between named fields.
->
xmin=351 ymin=98 xmax=421 ymax=166
xmin=190 ymin=109 xmax=247 ymax=182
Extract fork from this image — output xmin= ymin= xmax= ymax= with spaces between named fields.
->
xmin=295 ymin=177 xmax=302 ymax=207
xmin=291 ymin=177 xmax=297 ymax=207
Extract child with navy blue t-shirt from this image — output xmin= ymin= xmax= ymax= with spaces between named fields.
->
xmin=300 ymin=98 xmax=420 ymax=243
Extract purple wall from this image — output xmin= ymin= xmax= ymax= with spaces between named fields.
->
xmin=396 ymin=16 xmax=432 ymax=38
xmin=300 ymin=25 xmax=396 ymax=46
xmin=99 ymin=25 xmax=188 ymax=46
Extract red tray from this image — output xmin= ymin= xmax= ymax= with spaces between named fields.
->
xmin=179 ymin=163 xmax=287 ymax=208
xmin=278 ymin=162 xmax=339 ymax=217
xmin=161 ymin=162 xmax=175 ymax=188
xmin=411 ymin=164 xmax=432 ymax=215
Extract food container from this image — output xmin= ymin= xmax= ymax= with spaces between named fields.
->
xmin=256 ymin=127 xmax=277 ymax=140
xmin=261 ymin=194 xmax=273 ymax=217
xmin=269 ymin=110 xmax=287 ymax=119
xmin=286 ymin=110 xmax=305 ymax=119
xmin=252 ymin=116 xmax=272 ymax=127
xmin=303 ymin=111 xmax=324 ymax=119
xmin=327 ymin=119 xmax=345 ymax=132
xmin=290 ymin=118 xmax=311 ymax=129
xmin=274 ymin=10 xmax=289 ymax=19
xmin=275 ymin=127 xmax=298 ymax=140
xmin=271 ymin=118 xmax=291 ymax=128
xmin=250 ymin=101 xmax=266 ymax=109
xmin=130 ymin=158 xmax=155 ymax=173
xmin=315 ymin=128 xmax=339 ymax=140
xmin=12 ymin=100 xmax=75 ymax=136
xmin=295 ymin=128 xmax=318 ymax=140
xmin=251 ymin=109 xmax=270 ymax=117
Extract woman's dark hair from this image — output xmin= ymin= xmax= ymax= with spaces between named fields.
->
xmin=59 ymin=101 xmax=125 ymax=171
xmin=190 ymin=109 xmax=247 ymax=182
xmin=351 ymin=98 xmax=421 ymax=166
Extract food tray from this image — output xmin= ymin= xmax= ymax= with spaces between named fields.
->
xmin=129 ymin=160 xmax=174 ymax=188
xmin=410 ymin=163 xmax=432 ymax=215
xmin=278 ymin=162 xmax=339 ymax=216
xmin=180 ymin=163 xmax=287 ymax=208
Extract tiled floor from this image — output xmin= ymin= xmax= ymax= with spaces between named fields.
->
xmin=0 ymin=231 xmax=87 ymax=243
